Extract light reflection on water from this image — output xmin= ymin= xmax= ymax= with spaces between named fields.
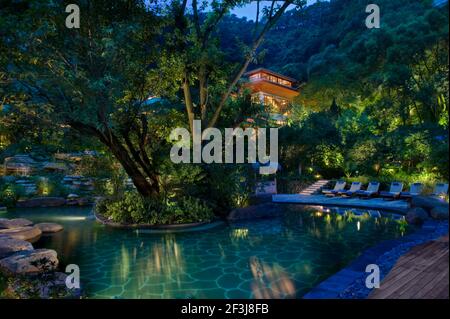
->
xmin=4 ymin=205 xmax=412 ymax=299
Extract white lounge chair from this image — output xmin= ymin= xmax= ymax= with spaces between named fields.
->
xmin=356 ymin=182 xmax=380 ymax=198
xmin=380 ymin=182 xmax=404 ymax=200
xmin=431 ymin=183 xmax=449 ymax=197
xmin=400 ymin=183 xmax=423 ymax=199
xmin=322 ymin=181 xmax=346 ymax=196
xmin=368 ymin=210 xmax=382 ymax=218
xmin=337 ymin=182 xmax=362 ymax=197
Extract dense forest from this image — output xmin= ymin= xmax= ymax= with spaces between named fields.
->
xmin=245 ymin=0 xmax=448 ymax=181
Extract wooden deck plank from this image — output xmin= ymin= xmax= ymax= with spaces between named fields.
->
xmin=395 ymin=259 xmax=447 ymax=299
xmin=373 ymin=248 xmax=448 ymax=298
xmin=375 ymin=247 xmax=448 ymax=293
xmin=410 ymin=256 xmax=449 ymax=299
xmin=428 ymin=278 xmax=449 ymax=299
xmin=369 ymin=235 xmax=449 ymax=299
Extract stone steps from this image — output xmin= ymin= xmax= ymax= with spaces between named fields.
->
xmin=299 ymin=179 xmax=330 ymax=195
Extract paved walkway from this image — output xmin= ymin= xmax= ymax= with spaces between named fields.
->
xmin=369 ymin=235 xmax=449 ymax=299
xmin=272 ymin=194 xmax=409 ymax=212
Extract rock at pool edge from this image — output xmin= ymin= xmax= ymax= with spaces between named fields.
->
xmin=0 ymin=236 xmax=34 ymax=259
xmin=0 ymin=218 xmax=34 ymax=229
xmin=36 ymin=223 xmax=64 ymax=233
xmin=406 ymin=207 xmax=429 ymax=225
xmin=0 ymin=226 xmax=42 ymax=242
xmin=430 ymin=206 xmax=449 ymax=220
xmin=0 ymin=249 xmax=58 ymax=275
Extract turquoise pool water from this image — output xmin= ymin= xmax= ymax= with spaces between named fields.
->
xmin=2 ymin=205 xmax=411 ymax=299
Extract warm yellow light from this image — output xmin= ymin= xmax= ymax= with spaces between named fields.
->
xmin=232 ymin=228 xmax=249 ymax=239
xmin=42 ymin=186 xmax=49 ymax=195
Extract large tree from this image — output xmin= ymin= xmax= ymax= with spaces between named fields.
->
xmin=1 ymin=0 xmax=164 ymax=197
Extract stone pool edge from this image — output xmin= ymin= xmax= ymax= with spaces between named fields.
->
xmin=94 ymin=210 xmax=225 ymax=233
xmin=303 ymin=219 xmax=449 ymax=299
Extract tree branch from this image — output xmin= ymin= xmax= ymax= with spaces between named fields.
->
xmin=183 ymin=74 xmax=195 ymax=132
xmin=207 ymin=0 xmax=293 ymax=128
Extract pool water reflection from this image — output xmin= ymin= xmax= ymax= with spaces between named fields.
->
xmin=2 ymin=205 xmax=412 ymax=299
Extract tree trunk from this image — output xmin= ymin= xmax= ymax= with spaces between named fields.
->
xmin=69 ymin=121 xmax=160 ymax=199
xmin=109 ymin=140 xmax=160 ymax=198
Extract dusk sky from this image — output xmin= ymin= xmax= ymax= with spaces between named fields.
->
xmin=230 ymin=0 xmax=320 ymax=19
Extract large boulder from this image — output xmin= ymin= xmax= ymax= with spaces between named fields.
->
xmin=430 ymin=206 xmax=449 ymax=220
xmin=36 ymin=223 xmax=63 ymax=233
xmin=0 ymin=236 xmax=34 ymax=259
xmin=406 ymin=207 xmax=429 ymax=225
xmin=0 ymin=249 xmax=58 ymax=275
xmin=0 ymin=218 xmax=34 ymax=229
xmin=16 ymin=197 xmax=66 ymax=208
xmin=0 ymin=226 xmax=42 ymax=242
xmin=411 ymin=196 xmax=449 ymax=213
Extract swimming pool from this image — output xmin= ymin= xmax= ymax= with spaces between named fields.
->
xmin=2 ymin=205 xmax=412 ymax=298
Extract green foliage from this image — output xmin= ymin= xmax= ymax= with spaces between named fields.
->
xmin=345 ymin=170 xmax=443 ymax=195
xmin=100 ymin=191 xmax=149 ymax=224
xmin=1 ymin=272 xmax=79 ymax=299
xmin=260 ymin=0 xmax=448 ymax=182
xmin=75 ymin=155 xmax=115 ymax=179
xmin=0 ymin=183 xmax=24 ymax=207
xmin=0 ymin=0 xmax=167 ymax=198
xmin=278 ymin=101 xmax=448 ymax=181
xmin=163 ymin=196 xmax=215 ymax=224
xmin=34 ymin=176 xmax=70 ymax=198
xmin=96 ymin=191 xmax=214 ymax=225
xmin=206 ymin=164 xmax=256 ymax=214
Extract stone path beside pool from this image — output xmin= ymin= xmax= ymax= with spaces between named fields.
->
xmin=272 ymin=194 xmax=409 ymax=212
xmin=303 ymin=220 xmax=449 ymax=299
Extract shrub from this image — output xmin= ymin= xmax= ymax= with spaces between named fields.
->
xmin=164 ymin=196 xmax=214 ymax=224
xmin=206 ymin=164 xmax=255 ymax=215
xmin=35 ymin=176 xmax=70 ymax=198
xmin=95 ymin=191 xmax=213 ymax=225
xmin=0 ymin=184 xmax=24 ymax=207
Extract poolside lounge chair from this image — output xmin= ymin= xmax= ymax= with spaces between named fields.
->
xmin=355 ymin=182 xmax=380 ymax=198
xmin=337 ymin=181 xmax=362 ymax=197
xmin=379 ymin=182 xmax=404 ymax=200
xmin=322 ymin=181 xmax=346 ymax=196
xmin=400 ymin=183 xmax=423 ymax=199
xmin=431 ymin=183 xmax=449 ymax=197
xmin=368 ymin=210 xmax=382 ymax=218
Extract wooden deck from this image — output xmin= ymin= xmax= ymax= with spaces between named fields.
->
xmin=369 ymin=235 xmax=449 ymax=299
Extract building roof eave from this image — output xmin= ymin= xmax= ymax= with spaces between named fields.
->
xmin=244 ymin=67 xmax=298 ymax=83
